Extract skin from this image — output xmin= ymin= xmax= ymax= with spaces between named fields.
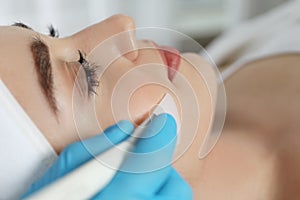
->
xmin=192 ymin=54 xmax=300 ymax=199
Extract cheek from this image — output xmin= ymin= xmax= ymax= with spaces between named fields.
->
xmin=93 ymin=56 xmax=174 ymax=129
xmin=128 ymin=84 xmax=172 ymax=125
xmin=95 ymin=83 xmax=173 ymax=131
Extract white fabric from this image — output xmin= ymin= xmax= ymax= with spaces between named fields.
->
xmin=203 ymin=0 xmax=300 ymax=80
xmin=0 ymin=80 xmax=57 ymax=200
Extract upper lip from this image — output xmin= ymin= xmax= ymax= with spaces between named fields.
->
xmin=154 ymin=43 xmax=181 ymax=81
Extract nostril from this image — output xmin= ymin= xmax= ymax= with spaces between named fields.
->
xmin=122 ymin=33 xmax=138 ymax=61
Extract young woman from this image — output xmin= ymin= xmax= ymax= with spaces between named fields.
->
xmin=1 ymin=13 xmax=299 ymax=199
xmin=0 ymin=14 xmax=215 ymax=199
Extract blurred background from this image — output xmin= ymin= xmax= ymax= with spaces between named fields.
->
xmin=0 ymin=0 xmax=288 ymax=48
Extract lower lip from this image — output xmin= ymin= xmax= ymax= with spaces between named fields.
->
xmin=156 ymin=45 xmax=181 ymax=81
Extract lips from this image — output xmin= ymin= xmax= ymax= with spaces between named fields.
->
xmin=156 ymin=45 xmax=181 ymax=81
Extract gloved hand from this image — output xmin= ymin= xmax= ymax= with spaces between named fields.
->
xmin=22 ymin=114 xmax=192 ymax=200
xmin=94 ymin=114 xmax=193 ymax=200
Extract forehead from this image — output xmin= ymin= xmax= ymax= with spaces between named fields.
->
xmin=0 ymin=26 xmax=34 ymax=57
xmin=1 ymin=26 xmax=36 ymax=57
xmin=0 ymin=26 xmax=34 ymax=83
xmin=0 ymin=26 xmax=34 ymax=40
xmin=0 ymin=26 xmax=58 ymax=148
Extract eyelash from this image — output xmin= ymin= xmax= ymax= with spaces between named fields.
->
xmin=78 ymin=50 xmax=100 ymax=95
xmin=48 ymin=25 xmax=59 ymax=38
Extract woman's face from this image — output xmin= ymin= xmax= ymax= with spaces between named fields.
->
xmin=0 ymin=14 xmax=216 ymax=153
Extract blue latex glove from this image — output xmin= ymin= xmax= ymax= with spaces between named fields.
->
xmin=23 ymin=114 xmax=192 ymax=199
xmin=94 ymin=114 xmax=193 ymax=200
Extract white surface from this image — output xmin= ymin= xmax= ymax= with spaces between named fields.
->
xmin=203 ymin=0 xmax=300 ymax=80
xmin=0 ymin=80 xmax=57 ymax=200
xmin=153 ymin=93 xmax=181 ymax=142
xmin=0 ymin=0 xmax=286 ymax=37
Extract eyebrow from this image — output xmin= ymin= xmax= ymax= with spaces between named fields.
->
xmin=12 ymin=23 xmax=58 ymax=114
xmin=30 ymin=37 xmax=58 ymax=114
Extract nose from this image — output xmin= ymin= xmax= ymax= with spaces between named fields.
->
xmin=60 ymin=14 xmax=138 ymax=62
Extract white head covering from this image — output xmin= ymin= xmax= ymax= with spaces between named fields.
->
xmin=0 ymin=80 xmax=57 ymax=199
